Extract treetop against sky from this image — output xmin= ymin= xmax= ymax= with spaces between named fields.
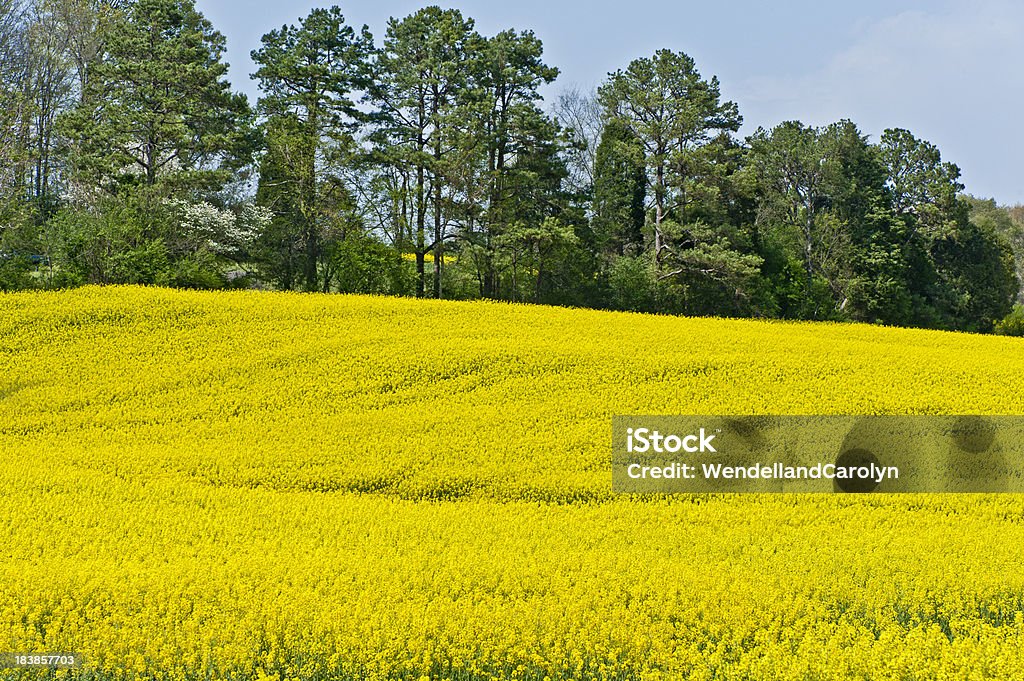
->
xmin=197 ymin=0 xmax=1024 ymax=204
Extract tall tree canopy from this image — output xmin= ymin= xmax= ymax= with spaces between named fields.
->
xmin=372 ymin=6 xmax=477 ymax=298
xmin=598 ymin=49 xmax=760 ymax=311
xmin=251 ymin=5 xmax=373 ymax=292
xmin=592 ymin=117 xmax=645 ymax=258
xmin=61 ymin=0 xmax=253 ymax=194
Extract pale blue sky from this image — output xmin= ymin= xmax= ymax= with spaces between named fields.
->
xmin=196 ymin=0 xmax=1024 ymax=204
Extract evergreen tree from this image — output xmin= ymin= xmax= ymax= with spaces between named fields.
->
xmin=372 ymin=6 xmax=478 ymax=298
xmin=61 ymin=0 xmax=253 ymax=194
xmin=598 ymin=50 xmax=760 ymax=310
xmin=748 ymin=120 xmax=909 ymax=322
xmin=251 ymin=6 xmax=373 ymax=292
xmin=592 ymin=118 xmax=645 ymax=258
xmin=879 ymin=129 xmax=1016 ymax=330
xmin=470 ymin=28 xmax=559 ymax=299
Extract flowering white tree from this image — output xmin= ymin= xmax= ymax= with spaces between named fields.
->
xmin=165 ymin=199 xmax=271 ymax=262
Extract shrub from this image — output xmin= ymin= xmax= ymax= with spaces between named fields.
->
xmin=995 ymin=304 xmax=1024 ymax=337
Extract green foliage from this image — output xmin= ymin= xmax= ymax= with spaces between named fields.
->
xmin=606 ymin=255 xmax=660 ymax=313
xmin=252 ymin=6 xmax=373 ymax=293
xmin=995 ymin=305 xmax=1024 ymax=337
xmin=0 ymin=256 xmax=37 ymax=291
xmin=461 ymin=26 xmax=560 ymax=301
xmin=592 ymin=118 xmax=645 ymax=257
xmin=659 ymin=220 xmax=765 ymax=317
xmin=167 ymin=248 xmax=224 ymax=290
xmin=968 ymin=196 xmax=1024 ymax=305
xmin=597 ymin=49 xmax=758 ymax=313
xmin=370 ymin=6 xmax=480 ymax=299
xmin=0 ymin=2 xmax=1020 ymax=336
xmin=750 ymin=120 xmax=929 ymax=325
xmin=252 ymin=6 xmax=372 ymax=126
xmin=49 ymin=214 xmax=167 ymax=286
xmin=874 ymin=131 xmax=1017 ymax=331
xmin=931 ymin=217 xmax=1017 ymax=332
xmin=46 ymin=192 xmax=157 ymax=285
xmin=880 ymin=128 xmax=962 ymax=225
xmin=44 ymin=188 xmax=233 ymax=288
xmin=61 ymin=0 xmax=254 ymax=194
xmin=330 ymin=232 xmax=414 ymax=296
xmin=0 ymin=202 xmax=44 ymax=291
xmin=746 ymin=121 xmax=1019 ymax=331
xmin=493 ymin=217 xmax=579 ymax=303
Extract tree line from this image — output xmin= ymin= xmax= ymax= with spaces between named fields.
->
xmin=2 ymin=0 xmax=1023 ymax=334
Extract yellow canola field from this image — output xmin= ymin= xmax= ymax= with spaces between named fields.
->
xmin=2 ymin=285 xmax=1024 ymax=680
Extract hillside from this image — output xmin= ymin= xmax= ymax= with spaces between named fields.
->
xmin=2 ymin=287 xmax=1024 ymax=680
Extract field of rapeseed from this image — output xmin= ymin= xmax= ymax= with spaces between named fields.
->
xmin=3 ymin=286 xmax=1024 ymax=680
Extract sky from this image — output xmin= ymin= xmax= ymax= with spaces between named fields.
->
xmin=195 ymin=0 xmax=1024 ymax=204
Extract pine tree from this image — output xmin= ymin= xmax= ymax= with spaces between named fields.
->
xmin=251 ymin=6 xmax=373 ymax=292
xmin=592 ymin=118 xmax=645 ymax=258
xmin=61 ymin=0 xmax=253 ymax=194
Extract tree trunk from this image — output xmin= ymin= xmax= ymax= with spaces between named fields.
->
xmin=415 ymin=101 xmax=426 ymax=298
xmin=804 ymin=210 xmax=814 ymax=305
xmin=303 ymin=117 xmax=319 ymax=292
xmin=416 ymin=159 xmax=426 ymax=298
xmin=535 ymin=246 xmax=544 ymax=304
xmin=433 ymin=142 xmax=443 ymax=299
xmin=654 ymin=159 xmax=665 ymax=267
xmin=483 ymin=128 xmax=498 ymax=299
